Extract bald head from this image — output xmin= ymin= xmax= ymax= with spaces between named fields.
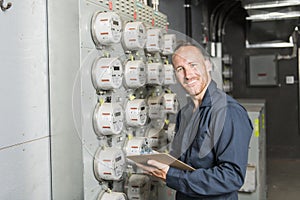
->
xmin=172 ymin=45 xmax=205 ymax=64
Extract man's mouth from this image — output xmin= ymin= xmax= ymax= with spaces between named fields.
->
xmin=185 ymin=79 xmax=197 ymax=86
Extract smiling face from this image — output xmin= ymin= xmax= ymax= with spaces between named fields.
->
xmin=172 ymin=45 xmax=211 ymax=101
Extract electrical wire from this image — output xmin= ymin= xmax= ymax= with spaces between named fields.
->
xmin=217 ymin=0 xmax=241 ymax=42
xmin=216 ymin=0 xmax=239 ymax=42
xmin=209 ymin=0 xmax=227 ymax=42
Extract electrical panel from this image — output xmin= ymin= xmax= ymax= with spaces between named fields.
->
xmin=248 ymin=55 xmax=278 ymax=86
xmin=79 ymin=1 xmax=177 ymax=199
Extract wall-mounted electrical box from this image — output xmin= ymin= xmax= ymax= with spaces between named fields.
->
xmin=248 ymin=54 xmax=278 ymax=86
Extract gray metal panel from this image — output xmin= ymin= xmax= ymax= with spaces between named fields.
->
xmin=0 ymin=0 xmax=49 ymax=148
xmin=48 ymin=0 xmax=84 ymax=199
xmin=0 ymin=1 xmax=51 ymax=199
xmin=238 ymin=100 xmax=267 ymax=200
xmin=249 ymin=55 xmax=278 ymax=86
xmin=0 ymin=138 xmax=51 ymax=200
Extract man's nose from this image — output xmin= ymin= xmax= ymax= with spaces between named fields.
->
xmin=184 ymin=65 xmax=194 ymax=79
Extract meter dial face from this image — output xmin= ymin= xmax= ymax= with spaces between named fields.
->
xmin=146 ymin=28 xmax=163 ymax=52
xmin=125 ymin=99 xmax=148 ymax=126
xmin=93 ymin=103 xmax=124 ymax=136
xmin=91 ymin=11 xmax=122 ymax=46
xmin=91 ymin=57 xmax=123 ymax=90
xmin=123 ymin=21 xmax=146 ymax=50
xmin=163 ymin=93 xmax=179 ymax=114
xmin=147 ymin=62 xmax=164 ymax=85
xmin=162 ymin=34 xmax=176 ymax=55
xmin=94 ymin=147 xmax=125 ymax=181
xmin=147 ymin=95 xmax=165 ymax=119
xmin=163 ymin=64 xmax=176 ymax=85
xmin=124 ymin=60 xmax=146 ymax=88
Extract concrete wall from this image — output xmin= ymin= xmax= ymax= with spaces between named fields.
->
xmin=0 ymin=0 xmax=51 ymax=199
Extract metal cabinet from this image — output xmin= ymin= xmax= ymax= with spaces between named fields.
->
xmin=238 ymin=99 xmax=267 ymax=200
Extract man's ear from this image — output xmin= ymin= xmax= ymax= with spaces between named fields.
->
xmin=204 ymin=59 xmax=213 ymax=72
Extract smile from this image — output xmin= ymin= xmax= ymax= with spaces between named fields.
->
xmin=185 ymin=79 xmax=197 ymax=86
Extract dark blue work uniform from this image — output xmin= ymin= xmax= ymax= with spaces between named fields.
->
xmin=166 ymin=81 xmax=253 ymax=200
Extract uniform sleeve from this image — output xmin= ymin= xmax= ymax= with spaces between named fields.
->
xmin=166 ymin=105 xmax=253 ymax=197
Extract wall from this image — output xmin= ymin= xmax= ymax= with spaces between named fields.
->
xmin=48 ymin=0 xmax=84 ymax=199
xmin=222 ymin=7 xmax=300 ymax=159
xmin=159 ymin=0 xmax=204 ymax=43
xmin=0 ymin=0 xmax=51 ymax=199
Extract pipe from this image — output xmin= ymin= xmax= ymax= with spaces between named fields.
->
xmin=219 ymin=1 xmax=242 ymax=42
xmin=184 ymin=0 xmax=192 ymax=38
xmin=210 ymin=0 xmax=227 ymax=42
xmin=277 ymin=27 xmax=299 ymax=60
xmin=215 ymin=0 xmax=238 ymax=42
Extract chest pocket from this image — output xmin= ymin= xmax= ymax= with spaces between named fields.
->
xmin=188 ymin=127 xmax=215 ymax=168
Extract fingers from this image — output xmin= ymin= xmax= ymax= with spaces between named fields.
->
xmin=147 ymin=160 xmax=168 ymax=170
xmin=135 ymin=160 xmax=169 ymax=181
xmin=136 ymin=162 xmax=157 ymax=173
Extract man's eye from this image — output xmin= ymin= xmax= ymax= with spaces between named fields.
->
xmin=176 ymin=67 xmax=183 ymax=72
xmin=190 ymin=63 xmax=198 ymax=68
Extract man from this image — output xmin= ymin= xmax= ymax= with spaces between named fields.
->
xmin=140 ymin=43 xmax=253 ymax=199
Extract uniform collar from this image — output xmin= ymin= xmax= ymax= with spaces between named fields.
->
xmin=185 ymin=80 xmax=218 ymax=110
xmin=199 ymin=80 xmax=218 ymax=108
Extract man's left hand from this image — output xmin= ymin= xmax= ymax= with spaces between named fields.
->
xmin=136 ymin=160 xmax=170 ymax=181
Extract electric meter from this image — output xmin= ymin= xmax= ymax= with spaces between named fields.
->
xmin=93 ymin=103 xmax=124 ymax=136
xmin=125 ymin=99 xmax=148 ymax=127
xmin=146 ymin=28 xmax=163 ymax=52
xmin=127 ymin=174 xmax=151 ymax=200
xmin=91 ymin=11 xmax=122 ymax=46
xmin=167 ymin=123 xmax=176 ymax=143
xmin=147 ymin=62 xmax=164 ymax=85
xmin=125 ymin=137 xmax=152 ymax=156
xmin=123 ymin=21 xmax=146 ymax=50
xmin=124 ymin=60 xmax=146 ymax=88
xmin=91 ymin=57 xmax=123 ymax=90
xmin=94 ymin=147 xmax=125 ymax=181
xmin=163 ymin=64 xmax=176 ymax=85
xmin=97 ymin=191 xmax=127 ymax=200
xmin=163 ymin=93 xmax=179 ymax=114
xmin=146 ymin=128 xmax=167 ymax=150
xmin=147 ymin=95 xmax=165 ymax=119
xmin=162 ymin=34 xmax=176 ymax=55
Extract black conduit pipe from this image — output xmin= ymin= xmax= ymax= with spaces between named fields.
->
xmin=184 ymin=0 xmax=192 ymax=38
xmin=210 ymin=0 xmax=227 ymax=42
xmin=220 ymin=3 xmax=244 ymax=42
xmin=217 ymin=0 xmax=241 ymax=42
xmin=213 ymin=0 xmax=236 ymax=42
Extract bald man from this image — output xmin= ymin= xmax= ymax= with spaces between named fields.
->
xmin=140 ymin=43 xmax=253 ymax=200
